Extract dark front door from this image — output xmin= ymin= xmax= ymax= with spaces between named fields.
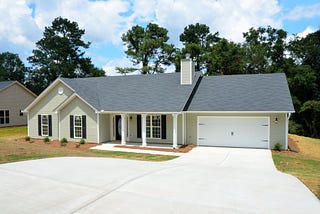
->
xmin=115 ymin=115 xmax=121 ymax=140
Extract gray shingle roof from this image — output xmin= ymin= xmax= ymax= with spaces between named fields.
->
xmin=61 ymin=72 xmax=200 ymax=112
xmin=0 ymin=81 xmax=14 ymax=91
xmin=187 ymin=73 xmax=295 ymax=112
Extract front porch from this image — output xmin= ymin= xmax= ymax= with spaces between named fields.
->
xmin=97 ymin=112 xmax=186 ymax=148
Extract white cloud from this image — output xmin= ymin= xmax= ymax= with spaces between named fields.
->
xmin=154 ymin=0 xmax=281 ymax=42
xmin=285 ymin=2 xmax=320 ymax=21
xmin=0 ymin=0 xmax=40 ymax=56
xmin=103 ymin=57 xmax=139 ymax=76
xmin=297 ymin=26 xmax=316 ymax=38
xmin=28 ymin=0 xmax=130 ymax=44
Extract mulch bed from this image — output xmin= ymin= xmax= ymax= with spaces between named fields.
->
xmin=288 ymin=136 xmax=299 ymax=152
xmin=17 ymin=138 xmax=97 ymax=151
xmin=115 ymin=144 xmax=195 ymax=153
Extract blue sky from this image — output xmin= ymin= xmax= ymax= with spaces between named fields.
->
xmin=0 ymin=0 xmax=319 ymax=75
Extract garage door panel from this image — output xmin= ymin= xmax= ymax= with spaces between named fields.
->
xmin=198 ymin=117 xmax=269 ymax=149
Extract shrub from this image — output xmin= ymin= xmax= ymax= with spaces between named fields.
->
xmin=80 ymin=139 xmax=86 ymax=144
xmin=25 ymin=136 xmax=31 ymax=141
xmin=60 ymin=138 xmax=68 ymax=146
xmin=274 ymin=143 xmax=282 ymax=151
xmin=43 ymin=137 xmax=50 ymax=143
xmin=289 ymin=121 xmax=304 ymax=136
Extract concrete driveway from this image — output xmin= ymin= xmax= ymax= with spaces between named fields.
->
xmin=0 ymin=147 xmax=319 ymax=214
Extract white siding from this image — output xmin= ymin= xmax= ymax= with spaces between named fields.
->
xmin=28 ymin=82 xmax=73 ymax=139
xmin=60 ymin=97 xmax=97 ymax=143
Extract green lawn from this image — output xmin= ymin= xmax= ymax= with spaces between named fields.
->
xmin=0 ymin=126 xmax=177 ymax=164
xmin=272 ymin=134 xmax=320 ymax=199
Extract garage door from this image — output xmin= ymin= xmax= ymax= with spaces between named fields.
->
xmin=198 ymin=117 xmax=269 ymax=149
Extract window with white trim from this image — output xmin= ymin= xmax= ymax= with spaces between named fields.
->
xmin=0 ymin=110 xmax=9 ymax=124
xmin=41 ymin=115 xmax=49 ymax=136
xmin=74 ymin=116 xmax=82 ymax=138
xmin=146 ymin=115 xmax=161 ymax=139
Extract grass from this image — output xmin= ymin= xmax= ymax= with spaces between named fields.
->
xmin=272 ymin=134 xmax=320 ymax=199
xmin=0 ymin=126 xmax=27 ymax=140
xmin=0 ymin=126 xmax=177 ymax=164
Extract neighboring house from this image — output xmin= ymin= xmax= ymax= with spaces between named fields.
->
xmin=0 ymin=81 xmax=36 ymax=127
xmin=24 ymin=59 xmax=294 ymax=149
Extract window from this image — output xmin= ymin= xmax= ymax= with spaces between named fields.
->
xmin=41 ymin=115 xmax=49 ymax=136
xmin=0 ymin=110 xmax=9 ymax=124
xmin=146 ymin=115 xmax=161 ymax=139
xmin=74 ymin=116 xmax=82 ymax=138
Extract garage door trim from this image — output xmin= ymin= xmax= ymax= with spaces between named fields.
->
xmin=197 ymin=116 xmax=270 ymax=149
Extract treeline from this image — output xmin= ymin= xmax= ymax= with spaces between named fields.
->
xmin=0 ymin=18 xmax=319 ymax=138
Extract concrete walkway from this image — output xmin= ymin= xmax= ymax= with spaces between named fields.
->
xmin=91 ymin=143 xmax=184 ymax=156
xmin=0 ymin=147 xmax=319 ymax=214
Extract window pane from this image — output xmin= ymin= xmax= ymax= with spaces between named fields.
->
xmin=5 ymin=118 xmax=9 ymax=124
xmin=42 ymin=115 xmax=48 ymax=125
xmin=146 ymin=116 xmax=150 ymax=126
xmin=5 ymin=110 xmax=9 ymax=116
xmin=42 ymin=126 xmax=48 ymax=136
xmin=75 ymin=127 xmax=82 ymax=138
xmin=75 ymin=116 xmax=82 ymax=127
xmin=146 ymin=127 xmax=150 ymax=138
xmin=152 ymin=127 xmax=160 ymax=138
xmin=0 ymin=111 xmax=4 ymax=117
xmin=152 ymin=115 xmax=160 ymax=126
xmin=0 ymin=118 xmax=4 ymax=124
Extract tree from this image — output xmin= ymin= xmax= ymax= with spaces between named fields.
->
xmin=243 ymin=26 xmax=287 ymax=73
xmin=179 ymin=23 xmax=220 ymax=72
xmin=205 ymin=39 xmax=245 ymax=75
xmin=0 ymin=52 xmax=27 ymax=83
xmin=121 ymin=23 xmax=175 ymax=74
xmin=28 ymin=17 xmax=104 ymax=94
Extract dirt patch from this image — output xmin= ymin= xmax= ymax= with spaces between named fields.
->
xmin=288 ymin=136 xmax=299 ymax=152
xmin=115 ymin=144 xmax=195 ymax=153
xmin=17 ymin=138 xmax=97 ymax=151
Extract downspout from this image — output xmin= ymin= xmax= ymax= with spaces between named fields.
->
xmin=97 ymin=112 xmax=100 ymax=144
xmin=285 ymin=113 xmax=291 ymax=150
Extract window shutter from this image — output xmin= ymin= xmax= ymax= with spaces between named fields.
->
xmin=38 ymin=115 xmax=41 ymax=136
xmin=70 ymin=115 xmax=74 ymax=138
xmin=137 ymin=114 xmax=141 ymax=138
xmin=48 ymin=115 xmax=52 ymax=137
xmin=161 ymin=115 xmax=166 ymax=139
xmin=82 ymin=115 xmax=87 ymax=139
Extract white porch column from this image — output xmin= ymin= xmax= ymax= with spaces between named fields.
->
xmin=121 ymin=114 xmax=126 ymax=145
xmin=141 ymin=114 xmax=147 ymax=147
xmin=172 ymin=113 xmax=178 ymax=149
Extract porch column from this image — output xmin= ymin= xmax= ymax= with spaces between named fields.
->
xmin=172 ymin=113 xmax=178 ymax=149
xmin=121 ymin=114 xmax=126 ymax=145
xmin=141 ymin=114 xmax=147 ymax=147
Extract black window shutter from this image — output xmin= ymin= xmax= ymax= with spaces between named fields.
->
xmin=137 ymin=114 xmax=141 ymax=138
xmin=38 ymin=115 xmax=41 ymax=136
xmin=82 ymin=115 xmax=87 ymax=139
xmin=48 ymin=115 xmax=52 ymax=137
xmin=70 ymin=115 xmax=74 ymax=138
xmin=161 ymin=115 xmax=166 ymax=139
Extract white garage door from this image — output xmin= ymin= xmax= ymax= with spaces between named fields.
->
xmin=198 ymin=117 xmax=269 ymax=149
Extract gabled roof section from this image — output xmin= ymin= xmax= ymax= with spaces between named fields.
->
xmin=23 ymin=78 xmax=73 ymax=112
xmin=0 ymin=80 xmax=36 ymax=97
xmin=0 ymin=81 xmax=14 ymax=91
xmin=61 ymin=72 xmax=201 ymax=113
xmin=187 ymin=73 xmax=295 ymax=112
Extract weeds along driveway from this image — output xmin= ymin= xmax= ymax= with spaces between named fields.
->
xmin=0 ymin=147 xmax=319 ymax=214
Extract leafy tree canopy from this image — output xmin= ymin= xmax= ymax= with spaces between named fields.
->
xmin=27 ymin=17 xmax=104 ymax=94
xmin=0 ymin=52 xmax=27 ymax=83
xmin=121 ymin=23 xmax=176 ymax=74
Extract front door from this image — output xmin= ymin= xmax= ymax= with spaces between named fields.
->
xmin=115 ymin=115 xmax=122 ymax=140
